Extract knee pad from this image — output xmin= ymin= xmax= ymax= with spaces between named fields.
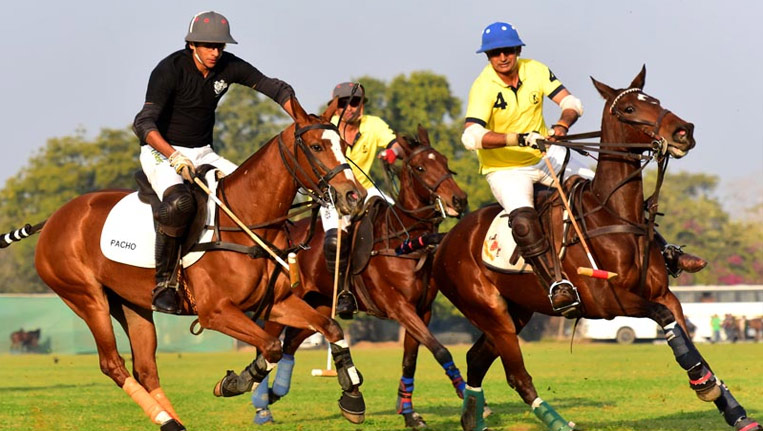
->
xmin=155 ymin=185 xmax=196 ymax=237
xmin=508 ymin=207 xmax=548 ymax=257
xmin=324 ymin=229 xmax=350 ymax=272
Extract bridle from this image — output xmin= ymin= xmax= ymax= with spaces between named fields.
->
xmin=277 ymin=120 xmax=351 ymax=207
xmin=391 ymin=145 xmax=456 ymax=221
xmin=608 ymin=87 xmax=672 ymax=153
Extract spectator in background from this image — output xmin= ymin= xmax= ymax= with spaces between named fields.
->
xmin=711 ymin=314 xmax=721 ymax=343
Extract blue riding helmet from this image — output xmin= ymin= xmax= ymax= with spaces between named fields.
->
xmin=476 ymin=22 xmax=525 ymax=53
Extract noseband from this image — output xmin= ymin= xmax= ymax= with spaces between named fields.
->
xmin=278 ymin=121 xmax=351 ymax=207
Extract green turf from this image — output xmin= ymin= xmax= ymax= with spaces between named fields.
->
xmin=1 ymin=341 xmax=761 ymax=430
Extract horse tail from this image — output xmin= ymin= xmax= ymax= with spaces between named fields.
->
xmin=0 ymin=221 xmax=45 ymax=249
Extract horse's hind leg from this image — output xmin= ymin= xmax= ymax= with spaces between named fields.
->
xmin=649 ymin=299 xmax=762 ymax=431
xmin=57 ymin=292 xmax=183 ymax=430
xmin=109 ymin=294 xmax=181 ymax=422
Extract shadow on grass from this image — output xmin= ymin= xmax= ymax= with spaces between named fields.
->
xmin=0 ymin=382 xmax=103 ymax=392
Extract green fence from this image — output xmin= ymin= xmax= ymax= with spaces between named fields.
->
xmin=0 ymin=294 xmax=235 ymax=354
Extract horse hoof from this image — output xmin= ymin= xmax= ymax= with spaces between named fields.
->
xmin=254 ymin=408 xmax=274 ymax=425
xmin=695 ymin=384 xmax=722 ymax=402
xmin=160 ymin=419 xmax=186 ymax=431
xmin=213 ymin=370 xmax=250 ymax=397
xmin=338 ymin=390 xmax=365 ymax=424
xmin=483 ymin=404 xmax=493 ymax=418
xmin=403 ymin=411 xmax=427 ymax=429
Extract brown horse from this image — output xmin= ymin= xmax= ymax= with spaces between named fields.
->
xmin=237 ymin=126 xmax=468 ymax=429
xmin=432 ymin=67 xmax=761 ymax=431
xmin=1 ymin=99 xmax=370 ymax=431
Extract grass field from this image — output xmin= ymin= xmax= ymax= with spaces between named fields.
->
xmin=1 ymin=341 xmax=761 ymax=431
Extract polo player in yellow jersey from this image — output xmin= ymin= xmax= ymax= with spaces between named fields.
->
xmin=461 ymin=22 xmax=706 ymax=315
xmin=321 ymin=82 xmax=403 ymax=318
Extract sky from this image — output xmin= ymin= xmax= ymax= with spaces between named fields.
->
xmin=2 ymin=0 xmax=762 ymax=215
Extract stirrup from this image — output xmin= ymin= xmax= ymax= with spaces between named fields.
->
xmin=548 ymin=280 xmax=581 ymax=316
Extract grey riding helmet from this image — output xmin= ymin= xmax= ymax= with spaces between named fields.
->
xmin=185 ymin=11 xmax=238 ymax=44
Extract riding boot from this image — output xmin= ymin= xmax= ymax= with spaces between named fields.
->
xmin=152 ymin=230 xmax=182 ymax=314
xmin=509 ymin=207 xmax=580 ymax=316
xmin=654 ymin=230 xmax=707 ymax=277
xmin=324 ymin=228 xmax=356 ymax=319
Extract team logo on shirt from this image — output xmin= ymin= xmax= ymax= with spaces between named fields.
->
xmin=213 ymin=79 xmax=228 ymax=96
xmin=530 ymin=92 xmax=540 ymax=105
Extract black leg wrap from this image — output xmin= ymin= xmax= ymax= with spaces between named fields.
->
xmin=217 ymin=354 xmax=271 ymax=397
xmin=665 ymin=324 xmax=702 ymax=370
xmin=160 ymin=419 xmax=186 ymax=431
xmin=331 ymin=343 xmax=363 ymax=392
xmin=714 ymin=383 xmax=747 ymax=427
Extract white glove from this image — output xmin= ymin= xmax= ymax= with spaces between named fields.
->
xmin=518 ymin=132 xmax=545 ymax=150
xmin=168 ymin=150 xmax=196 ymax=182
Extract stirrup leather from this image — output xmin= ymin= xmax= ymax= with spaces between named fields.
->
xmin=548 ymin=280 xmax=581 ymax=314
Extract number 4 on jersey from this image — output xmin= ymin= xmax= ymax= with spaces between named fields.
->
xmin=494 ymin=92 xmax=507 ymax=109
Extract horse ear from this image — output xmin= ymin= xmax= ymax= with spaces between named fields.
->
xmin=591 ymin=76 xmax=616 ymax=100
xmin=629 ymin=64 xmax=647 ymax=90
xmin=416 ymin=124 xmax=431 ymax=147
xmin=289 ymin=96 xmax=310 ymax=124
xmin=322 ymin=97 xmax=339 ymax=121
xmin=396 ymin=133 xmax=413 ymax=157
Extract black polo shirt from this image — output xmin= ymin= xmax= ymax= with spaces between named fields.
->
xmin=138 ymin=48 xmax=279 ymax=148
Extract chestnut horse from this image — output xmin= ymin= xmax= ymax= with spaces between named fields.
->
xmin=241 ymin=127 xmax=469 ymax=429
xmin=433 ymin=67 xmax=761 ymax=431
xmin=0 ymin=99 xmax=370 ymax=431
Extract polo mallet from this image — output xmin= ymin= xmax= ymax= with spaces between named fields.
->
xmin=311 ymin=218 xmax=343 ymax=377
xmin=193 ymin=177 xmax=300 ymax=288
xmin=539 ymin=143 xmax=617 ymax=280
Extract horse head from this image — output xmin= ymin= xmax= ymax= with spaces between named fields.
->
xmin=285 ymin=97 xmax=365 ymax=218
xmin=592 ymin=65 xmax=695 ymax=158
xmin=395 ymin=125 xmax=468 ymax=217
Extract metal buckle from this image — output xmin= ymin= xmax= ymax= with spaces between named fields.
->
xmin=548 ymin=280 xmax=581 ymax=316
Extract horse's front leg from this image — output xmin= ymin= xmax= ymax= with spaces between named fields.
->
xmin=649 ymin=298 xmax=762 ymax=431
xmin=269 ymin=294 xmax=365 ymax=424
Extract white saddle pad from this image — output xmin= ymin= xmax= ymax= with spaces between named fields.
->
xmin=99 ymin=172 xmax=218 ymax=268
xmin=481 ymin=209 xmax=532 ymax=273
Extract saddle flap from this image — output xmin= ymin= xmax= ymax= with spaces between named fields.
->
xmin=350 ymin=196 xmax=386 ymax=275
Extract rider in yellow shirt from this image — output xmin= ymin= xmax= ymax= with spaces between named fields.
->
xmin=461 ymin=22 xmax=707 ymax=316
xmin=323 ymin=82 xmax=402 ymax=318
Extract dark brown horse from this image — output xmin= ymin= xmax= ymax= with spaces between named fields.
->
xmin=1 ymin=99 xmax=370 ymax=431
xmin=226 ymin=126 xmax=469 ymax=429
xmin=433 ymin=67 xmax=761 ymax=431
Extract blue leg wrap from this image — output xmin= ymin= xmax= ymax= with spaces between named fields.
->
xmin=272 ymin=354 xmax=294 ymax=397
xmin=442 ymin=360 xmax=466 ymax=396
xmin=252 ymin=374 xmax=270 ymax=409
xmin=396 ymin=376 xmax=415 ymax=414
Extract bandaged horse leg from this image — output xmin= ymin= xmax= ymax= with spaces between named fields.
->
xmin=122 ymin=377 xmax=183 ymax=430
xmin=214 ymin=353 xmax=277 ymax=397
xmin=531 ymin=397 xmax=575 ymax=431
xmin=330 ymin=340 xmax=366 ymax=423
xmin=650 ymin=304 xmax=762 ymax=430
xmin=461 ymin=385 xmax=487 ymax=431
xmin=269 ymin=353 xmax=295 ymax=403
xmin=251 ymin=374 xmax=273 ymax=425
xmin=434 ymin=346 xmax=466 ymax=397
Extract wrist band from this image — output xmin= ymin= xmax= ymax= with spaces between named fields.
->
xmin=552 ymin=121 xmax=570 ymax=131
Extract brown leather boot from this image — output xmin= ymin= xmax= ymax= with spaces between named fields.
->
xmin=662 ymin=243 xmax=708 ymax=277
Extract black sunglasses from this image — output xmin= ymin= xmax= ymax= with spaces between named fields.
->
xmin=486 ymin=47 xmax=519 ymax=57
xmin=337 ymin=97 xmax=362 ymax=108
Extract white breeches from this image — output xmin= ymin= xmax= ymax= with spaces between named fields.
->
xmin=485 ymin=146 xmax=594 ymax=213
xmin=139 ymin=145 xmax=237 ymax=199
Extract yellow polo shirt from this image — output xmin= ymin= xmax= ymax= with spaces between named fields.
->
xmin=465 ymin=58 xmax=565 ymax=174
xmin=331 ymin=114 xmax=396 ymax=190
